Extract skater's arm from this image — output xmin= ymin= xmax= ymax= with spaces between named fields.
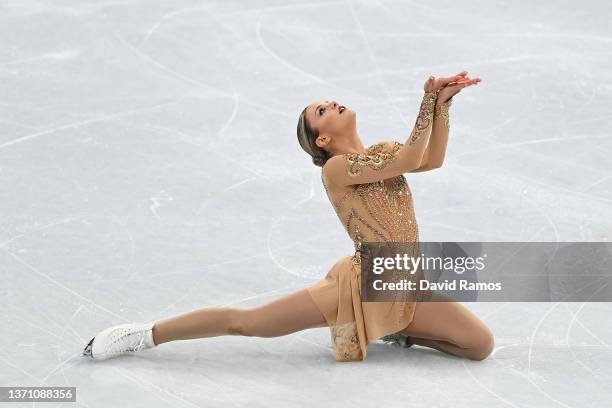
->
xmin=410 ymin=72 xmax=482 ymax=172
xmin=409 ymin=98 xmax=452 ymax=172
xmin=323 ymin=89 xmax=440 ymax=187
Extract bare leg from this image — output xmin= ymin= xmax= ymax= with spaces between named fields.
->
xmin=152 ymin=288 xmax=327 ymax=345
xmin=400 ymin=291 xmax=494 ymax=361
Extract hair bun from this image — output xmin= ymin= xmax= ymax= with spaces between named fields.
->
xmin=312 ymin=155 xmax=327 ymax=167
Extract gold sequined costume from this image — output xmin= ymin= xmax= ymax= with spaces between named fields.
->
xmin=307 ymin=90 xmax=451 ymax=362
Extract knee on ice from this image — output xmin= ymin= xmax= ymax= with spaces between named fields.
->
xmin=470 ymin=329 xmax=494 ymax=361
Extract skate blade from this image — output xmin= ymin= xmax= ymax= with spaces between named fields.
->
xmin=82 ymin=337 xmax=95 ymax=358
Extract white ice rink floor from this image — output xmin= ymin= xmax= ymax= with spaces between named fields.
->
xmin=1 ymin=0 xmax=612 ymax=407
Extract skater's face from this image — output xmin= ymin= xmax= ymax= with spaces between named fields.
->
xmin=305 ymin=100 xmax=356 ymax=148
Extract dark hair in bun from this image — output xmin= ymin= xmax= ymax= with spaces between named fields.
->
xmin=297 ymin=106 xmax=331 ymax=167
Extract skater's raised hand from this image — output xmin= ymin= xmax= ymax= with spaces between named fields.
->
xmin=437 ymin=73 xmax=481 ymax=105
xmin=424 ymin=70 xmax=470 ymax=93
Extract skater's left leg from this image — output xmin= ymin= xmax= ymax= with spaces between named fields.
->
xmin=152 ymin=288 xmax=327 ymax=345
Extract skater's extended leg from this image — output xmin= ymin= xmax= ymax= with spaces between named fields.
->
xmin=82 ymin=288 xmax=327 ymax=360
xmin=152 ymin=288 xmax=327 ymax=345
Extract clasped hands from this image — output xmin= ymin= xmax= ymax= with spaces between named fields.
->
xmin=424 ymin=70 xmax=481 ymax=105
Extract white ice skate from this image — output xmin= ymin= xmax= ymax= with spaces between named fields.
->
xmin=82 ymin=322 xmax=156 ymax=360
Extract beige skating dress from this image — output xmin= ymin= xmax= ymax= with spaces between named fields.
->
xmin=306 ymin=89 xmax=447 ymax=362
xmin=307 ymin=140 xmax=430 ymax=362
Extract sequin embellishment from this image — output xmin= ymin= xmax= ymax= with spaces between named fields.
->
xmin=319 ymin=131 xmax=430 ymax=360
xmin=344 ymin=141 xmax=402 ymax=178
xmin=409 ymin=89 xmax=440 ymax=145
xmin=434 ymin=98 xmax=452 ymax=131
xmin=331 ymin=322 xmax=363 ymax=362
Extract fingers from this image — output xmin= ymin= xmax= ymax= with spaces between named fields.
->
xmin=426 ymin=72 xmax=481 ymax=93
xmin=435 ymin=71 xmax=481 ymax=102
xmin=444 ymin=71 xmax=481 ymax=86
xmin=441 ymin=71 xmax=467 ymax=82
xmin=444 ymin=78 xmax=480 ymax=99
xmin=459 ymin=78 xmax=481 ymax=86
xmin=424 ymin=75 xmax=437 ymax=92
xmin=443 ymin=75 xmax=466 ymax=87
xmin=450 ymin=77 xmax=481 ymax=88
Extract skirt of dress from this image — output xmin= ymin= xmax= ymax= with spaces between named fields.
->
xmin=306 ymin=251 xmax=426 ymax=362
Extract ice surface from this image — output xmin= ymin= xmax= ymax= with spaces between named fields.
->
xmin=1 ymin=0 xmax=611 ymax=407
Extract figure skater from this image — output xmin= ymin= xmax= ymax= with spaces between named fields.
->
xmin=83 ymin=70 xmax=494 ymax=362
